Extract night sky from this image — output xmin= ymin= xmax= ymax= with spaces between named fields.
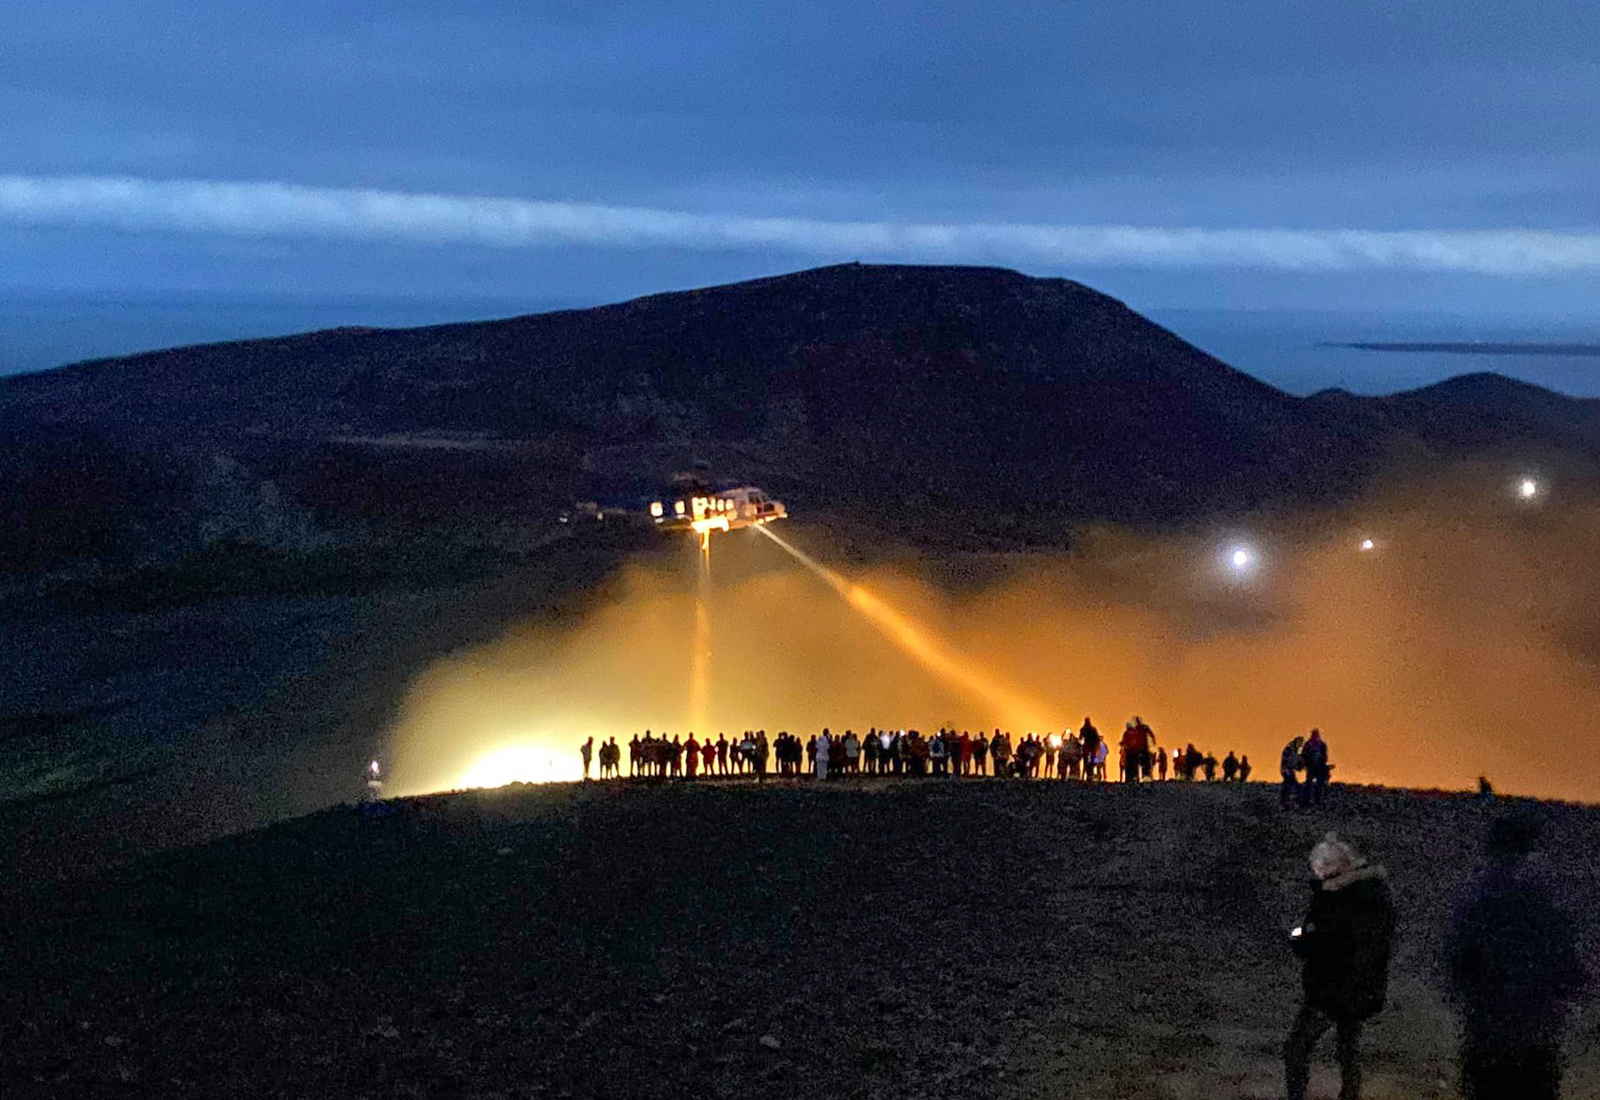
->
xmin=4 ymin=1 xmax=1600 ymax=385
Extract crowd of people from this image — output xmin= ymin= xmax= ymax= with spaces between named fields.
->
xmin=580 ymin=718 xmax=1324 ymax=796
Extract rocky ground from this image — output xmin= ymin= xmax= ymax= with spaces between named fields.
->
xmin=3 ymin=778 xmax=1597 ymax=1100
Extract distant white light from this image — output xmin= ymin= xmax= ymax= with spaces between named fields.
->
xmin=1519 ymin=477 xmax=1541 ymax=500
xmin=1224 ymin=544 xmax=1258 ymax=577
xmin=1360 ymin=538 xmax=1375 ymax=552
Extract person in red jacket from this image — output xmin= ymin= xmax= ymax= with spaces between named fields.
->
xmin=958 ymin=731 xmax=973 ymax=776
xmin=1119 ymin=720 xmax=1149 ymax=785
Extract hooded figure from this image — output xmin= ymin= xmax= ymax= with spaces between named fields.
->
xmin=1445 ymin=809 xmax=1587 ymax=1100
xmin=1285 ymin=833 xmax=1395 ymax=1100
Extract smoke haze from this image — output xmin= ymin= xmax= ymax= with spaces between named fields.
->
xmin=387 ymin=468 xmax=1600 ymax=803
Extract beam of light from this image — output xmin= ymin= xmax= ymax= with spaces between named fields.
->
xmin=12 ymin=174 xmax=1600 ymax=275
xmin=689 ymin=537 xmax=711 ymax=735
xmin=755 ymin=525 xmax=1055 ymax=729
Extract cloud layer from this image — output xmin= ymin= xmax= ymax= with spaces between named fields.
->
xmin=6 ymin=174 xmax=1600 ymax=276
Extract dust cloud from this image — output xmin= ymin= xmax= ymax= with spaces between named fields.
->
xmin=385 ymin=465 xmax=1600 ymax=803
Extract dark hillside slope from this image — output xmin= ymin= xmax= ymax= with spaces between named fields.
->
xmin=3 ymin=780 xmax=1597 ymax=1099
xmin=0 ymin=265 xmax=1376 ymax=530
xmin=4 ymin=265 xmax=1600 ymax=559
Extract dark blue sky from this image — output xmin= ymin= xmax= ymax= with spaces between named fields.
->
xmin=4 ymin=1 xmax=1600 ymax=384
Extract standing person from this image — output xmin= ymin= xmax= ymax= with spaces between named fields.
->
xmin=1202 ymin=753 xmax=1218 ymax=782
xmin=1281 ymin=737 xmax=1305 ymax=810
xmin=670 ymin=735 xmax=683 ymax=778
xmin=1239 ymin=755 xmax=1253 ymax=783
xmin=754 ymin=731 xmax=770 ymax=782
xmin=1302 ymin=729 xmax=1331 ymax=807
xmin=1079 ymin=718 xmax=1100 ymax=776
xmin=929 ymin=731 xmax=948 ymax=776
xmin=1445 ymin=811 xmax=1587 ymax=1100
xmin=716 ymin=734 xmax=729 ymax=776
xmin=629 ymin=734 xmax=641 ymax=777
xmin=1061 ymin=733 xmax=1082 ymax=781
xmin=1135 ymin=717 xmax=1156 ymax=781
xmin=684 ymin=734 xmax=699 ymax=778
xmin=1157 ymin=744 xmax=1168 ymax=781
xmin=973 ymin=730 xmax=989 ymax=776
xmin=863 ymin=728 xmax=879 ymax=776
xmin=581 ymin=737 xmax=594 ymax=780
xmin=702 ymin=735 xmax=716 ymax=777
xmin=843 ymin=729 xmax=861 ymax=775
xmin=1120 ymin=721 xmax=1148 ymax=786
xmin=959 ymin=730 xmax=973 ymax=776
xmin=1223 ymin=751 xmax=1239 ymax=782
xmin=815 ymin=729 xmax=831 ymax=781
xmin=1285 ymin=834 xmax=1395 ymax=1100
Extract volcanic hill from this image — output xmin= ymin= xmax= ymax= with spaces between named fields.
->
xmin=6 ymin=263 xmax=1600 ymax=570
xmin=4 ymin=778 xmax=1598 ymax=1100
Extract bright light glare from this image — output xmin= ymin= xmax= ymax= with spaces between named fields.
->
xmin=1226 ymin=546 xmax=1257 ymax=574
xmin=1519 ymin=478 xmax=1540 ymax=500
xmin=1360 ymin=538 xmax=1375 ymax=552
xmin=458 ymin=744 xmax=578 ymax=789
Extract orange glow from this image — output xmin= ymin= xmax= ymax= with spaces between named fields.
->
xmin=755 ymin=525 xmax=1055 ymax=730
xmin=458 ymin=743 xmax=579 ymax=788
xmin=386 ymin=465 xmax=1600 ymax=804
xmin=689 ymin=537 xmax=712 ymax=733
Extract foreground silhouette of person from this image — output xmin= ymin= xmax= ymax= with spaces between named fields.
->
xmin=580 ymin=736 xmax=594 ymax=779
xmin=1445 ymin=810 xmax=1587 ymax=1100
xmin=1285 ymin=833 xmax=1395 ymax=1100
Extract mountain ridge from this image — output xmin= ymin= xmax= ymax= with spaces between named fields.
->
xmin=3 ymin=263 xmax=1598 ymax=568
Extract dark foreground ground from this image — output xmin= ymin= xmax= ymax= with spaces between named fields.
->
xmin=3 ymin=779 xmax=1597 ymax=1100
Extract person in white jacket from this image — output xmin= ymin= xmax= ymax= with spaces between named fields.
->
xmin=815 ymin=728 xmax=831 ymax=781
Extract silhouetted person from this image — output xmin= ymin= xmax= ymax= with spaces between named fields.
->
xmin=754 ymin=732 xmax=769 ymax=781
xmin=1222 ymin=751 xmax=1239 ymax=782
xmin=581 ymin=736 xmax=594 ymax=780
xmin=1156 ymin=744 xmax=1168 ymax=781
xmin=716 ymin=734 xmax=729 ymax=775
xmin=1238 ymin=755 xmax=1252 ymax=783
xmin=629 ymin=734 xmax=641 ymax=777
xmin=1302 ymin=728 xmax=1331 ymax=807
xmin=1202 ymin=753 xmax=1218 ymax=781
xmin=1445 ymin=810 xmax=1587 ymax=1100
xmin=1285 ymin=834 xmax=1395 ymax=1100
xmin=1120 ymin=720 xmax=1149 ymax=785
xmin=1281 ymin=737 xmax=1305 ymax=810
xmin=815 ymin=729 xmax=830 ymax=780
xmin=1476 ymin=775 xmax=1495 ymax=802
xmin=1079 ymin=718 xmax=1100 ymax=772
xmin=973 ymin=731 xmax=989 ymax=776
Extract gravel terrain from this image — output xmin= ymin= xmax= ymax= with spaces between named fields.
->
xmin=3 ymin=778 xmax=1597 ymax=1099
